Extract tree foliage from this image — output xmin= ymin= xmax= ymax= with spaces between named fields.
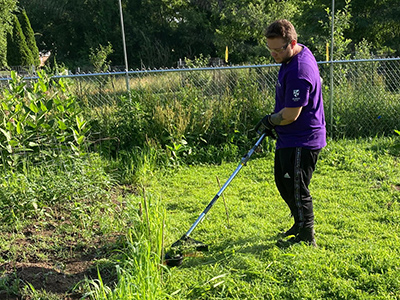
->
xmin=349 ymin=0 xmax=400 ymax=56
xmin=16 ymin=0 xmax=400 ymax=69
xmin=89 ymin=42 xmax=114 ymax=72
xmin=18 ymin=8 xmax=40 ymax=67
xmin=6 ymin=13 xmax=34 ymax=67
xmin=0 ymin=0 xmax=18 ymax=68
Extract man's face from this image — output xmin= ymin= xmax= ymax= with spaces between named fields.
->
xmin=266 ymin=37 xmax=293 ymax=63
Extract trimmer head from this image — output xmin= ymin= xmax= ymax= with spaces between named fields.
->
xmin=164 ymin=133 xmax=269 ymax=267
xmin=164 ymin=252 xmax=184 ymax=267
xmin=164 ymin=235 xmax=209 ymax=267
xmin=171 ymin=235 xmax=209 ymax=251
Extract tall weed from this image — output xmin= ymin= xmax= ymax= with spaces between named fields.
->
xmin=0 ymin=153 xmax=112 ymax=226
xmin=83 ymin=193 xmax=166 ymax=299
xmin=87 ymin=68 xmax=275 ymax=175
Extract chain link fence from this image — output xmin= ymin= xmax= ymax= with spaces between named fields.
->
xmin=319 ymin=58 xmax=400 ymax=138
xmin=1 ymin=58 xmax=400 ymax=139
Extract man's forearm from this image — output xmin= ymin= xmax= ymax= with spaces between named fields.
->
xmin=270 ymin=111 xmax=285 ymax=125
xmin=270 ymin=107 xmax=302 ymax=126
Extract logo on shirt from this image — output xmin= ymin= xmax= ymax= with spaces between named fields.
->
xmin=292 ymin=89 xmax=300 ymax=101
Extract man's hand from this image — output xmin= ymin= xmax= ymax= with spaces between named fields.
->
xmin=255 ymin=114 xmax=275 ymax=135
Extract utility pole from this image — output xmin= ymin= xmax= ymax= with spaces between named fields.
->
xmin=118 ymin=0 xmax=130 ymax=95
xmin=330 ymin=0 xmax=335 ymax=137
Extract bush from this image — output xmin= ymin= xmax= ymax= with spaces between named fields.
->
xmin=18 ymin=9 xmax=40 ymax=67
xmin=0 ymin=71 xmax=90 ymax=168
xmin=86 ymin=68 xmax=275 ymax=168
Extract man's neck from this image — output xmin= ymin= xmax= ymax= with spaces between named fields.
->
xmin=284 ymin=44 xmax=303 ymax=64
xmin=293 ymin=44 xmax=303 ymax=56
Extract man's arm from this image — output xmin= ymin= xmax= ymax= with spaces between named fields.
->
xmin=270 ymin=107 xmax=302 ymax=126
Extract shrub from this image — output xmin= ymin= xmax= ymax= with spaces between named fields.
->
xmin=0 ymin=71 xmax=90 ymax=168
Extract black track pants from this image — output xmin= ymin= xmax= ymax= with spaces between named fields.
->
xmin=274 ymin=147 xmax=321 ymax=229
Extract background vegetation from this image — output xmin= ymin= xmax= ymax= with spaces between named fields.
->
xmin=0 ymin=0 xmax=17 ymax=67
xmin=1 ymin=0 xmax=400 ymax=69
xmin=0 ymin=68 xmax=399 ymax=298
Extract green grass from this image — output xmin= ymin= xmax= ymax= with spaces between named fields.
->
xmin=1 ymin=137 xmax=399 ymax=299
xmin=0 ymin=154 xmax=166 ymax=299
xmin=150 ymin=137 xmax=400 ymax=299
xmin=2 ymin=65 xmax=400 ymax=299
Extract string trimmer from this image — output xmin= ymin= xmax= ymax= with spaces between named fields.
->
xmin=164 ymin=129 xmax=274 ymax=267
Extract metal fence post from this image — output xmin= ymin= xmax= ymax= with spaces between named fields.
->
xmin=118 ymin=0 xmax=130 ymax=99
xmin=330 ymin=0 xmax=335 ymax=138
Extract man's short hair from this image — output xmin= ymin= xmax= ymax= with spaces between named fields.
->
xmin=265 ymin=19 xmax=298 ymax=43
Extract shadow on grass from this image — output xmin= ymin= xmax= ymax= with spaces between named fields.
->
xmin=175 ymin=233 xmax=281 ymax=269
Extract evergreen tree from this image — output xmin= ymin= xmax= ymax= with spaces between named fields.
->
xmin=18 ymin=9 xmax=40 ymax=66
xmin=6 ymin=13 xmax=33 ymax=66
xmin=0 ymin=0 xmax=18 ymax=68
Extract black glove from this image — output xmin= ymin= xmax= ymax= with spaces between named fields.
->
xmin=255 ymin=114 xmax=275 ymax=135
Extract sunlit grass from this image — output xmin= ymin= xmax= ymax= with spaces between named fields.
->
xmin=149 ymin=138 xmax=400 ymax=299
xmin=1 ymin=136 xmax=399 ymax=299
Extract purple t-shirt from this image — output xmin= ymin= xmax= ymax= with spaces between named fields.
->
xmin=274 ymin=44 xmax=326 ymax=150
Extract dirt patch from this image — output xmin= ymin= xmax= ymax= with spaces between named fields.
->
xmin=0 ymin=223 xmax=121 ymax=299
xmin=1 ymin=261 xmax=89 ymax=299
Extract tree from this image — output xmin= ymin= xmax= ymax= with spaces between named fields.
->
xmin=0 ymin=0 xmax=18 ymax=68
xmin=18 ymin=0 xmax=400 ymax=68
xmin=212 ymin=0 xmax=302 ymax=64
xmin=6 ymin=13 xmax=34 ymax=67
xmin=127 ymin=0 xmax=216 ymax=68
xmin=349 ymin=0 xmax=400 ymax=56
xmin=18 ymin=8 xmax=40 ymax=67
xmin=89 ymin=42 xmax=114 ymax=72
xmin=19 ymin=0 xmax=121 ymax=69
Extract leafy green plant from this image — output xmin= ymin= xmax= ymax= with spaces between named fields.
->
xmin=0 ymin=71 xmax=90 ymax=167
xmin=89 ymin=42 xmax=114 ymax=73
xmin=166 ymin=137 xmax=192 ymax=166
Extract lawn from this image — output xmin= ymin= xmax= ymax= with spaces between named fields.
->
xmin=153 ymin=137 xmax=400 ymax=299
xmin=0 ymin=137 xmax=399 ymax=299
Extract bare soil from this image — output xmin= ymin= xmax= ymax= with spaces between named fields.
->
xmin=0 ymin=222 xmax=121 ymax=299
xmin=0 ymin=186 xmax=137 ymax=299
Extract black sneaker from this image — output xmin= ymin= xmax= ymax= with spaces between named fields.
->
xmin=281 ymin=223 xmax=299 ymax=237
xmin=277 ymin=227 xmax=317 ymax=248
xmin=296 ymin=227 xmax=317 ymax=247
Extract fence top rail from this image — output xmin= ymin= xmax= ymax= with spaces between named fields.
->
xmin=0 ymin=57 xmax=399 ymax=82
xmin=317 ymin=57 xmax=400 ymax=65
xmin=0 ymin=63 xmax=282 ymax=81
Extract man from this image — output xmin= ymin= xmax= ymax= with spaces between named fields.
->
xmin=256 ymin=19 xmax=326 ymax=247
